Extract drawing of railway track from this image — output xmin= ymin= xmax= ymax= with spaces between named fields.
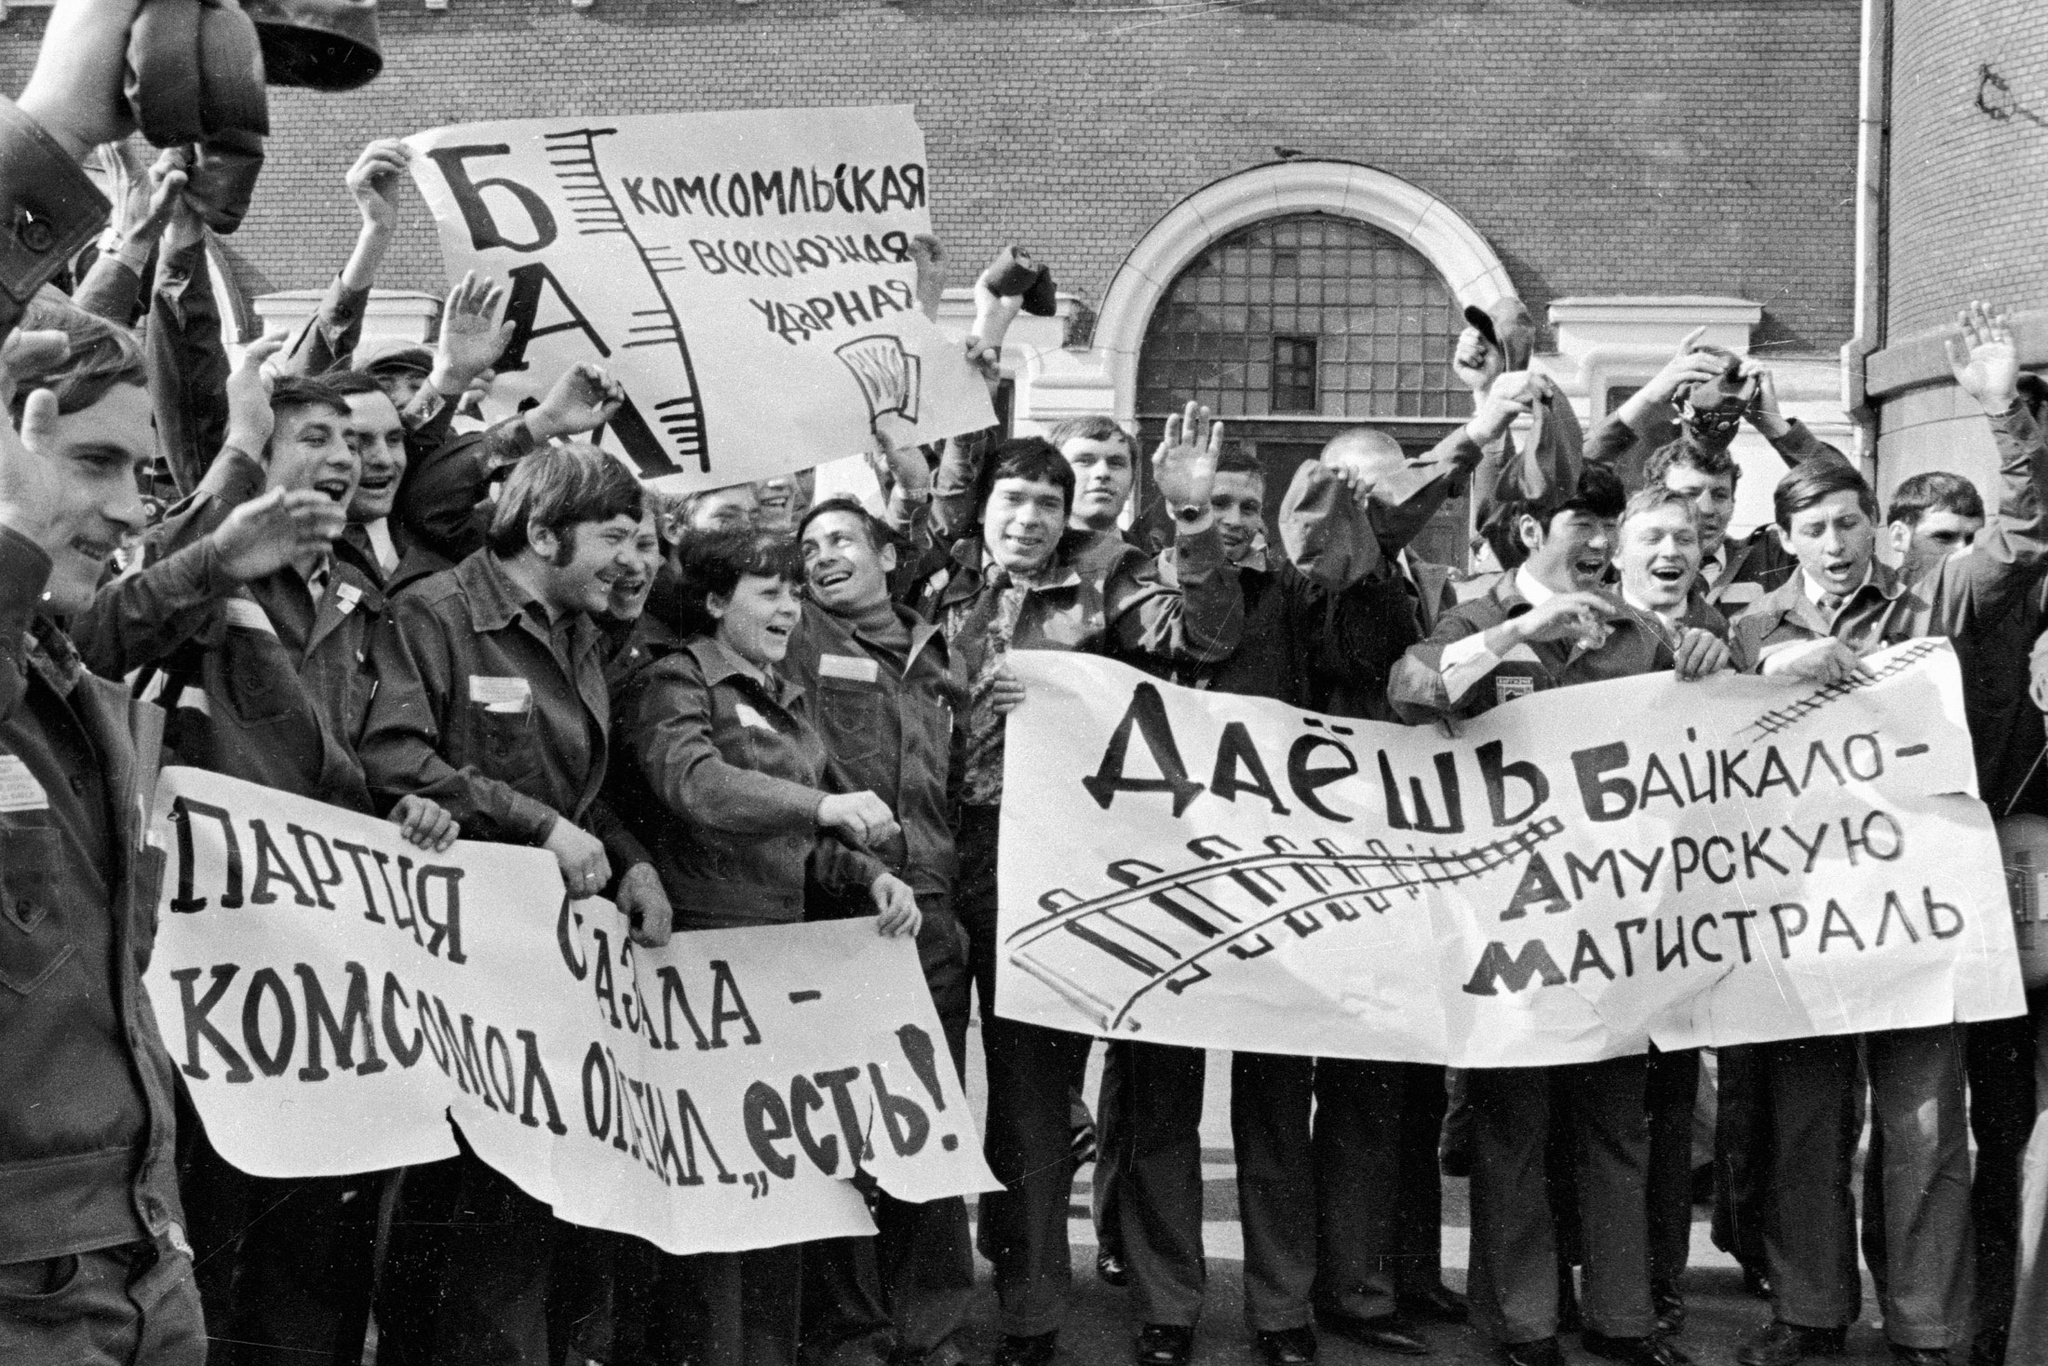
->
xmin=542 ymin=128 xmax=709 ymax=472
xmin=1736 ymin=638 xmax=1942 ymax=742
xmin=1009 ymin=817 xmax=1564 ymax=1032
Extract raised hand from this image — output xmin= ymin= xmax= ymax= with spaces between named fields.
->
xmin=98 ymin=141 xmax=186 ymax=249
xmin=347 ymin=138 xmax=409 ymax=234
xmin=433 ymin=272 xmax=514 ymax=392
xmin=1642 ymin=327 xmax=1723 ymax=405
xmin=0 ymin=330 xmax=72 ymax=549
xmin=1946 ymin=300 xmax=2020 ymax=414
xmin=1452 ymin=325 xmax=1500 ymax=396
xmin=19 ymin=0 xmax=144 ymax=159
xmin=907 ymin=232 xmax=945 ymax=322
xmin=1466 ymin=370 xmax=1537 ymax=445
xmin=528 ymin=361 xmax=625 ymax=441
xmin=210 ymin=487 xmax=347 ymax=581
xmin=223 ymin=332 xmax=290 ymax=460
xmin=1152 ymin=401 xmax=1223 ymax=515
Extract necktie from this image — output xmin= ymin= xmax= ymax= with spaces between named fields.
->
xmin=1820 ymin=592 xmax=1845 ymax=617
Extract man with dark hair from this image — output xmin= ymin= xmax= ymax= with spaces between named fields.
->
xmin=0 ymin=288 xmax=205 ymax=1364
xmin=1188 ymin=419 xmax=1502 ymax=1365
xmin=1887 ymin=471 xmax=1986 ymax=569
xmin=72 ymin=344 xmax=461 ymax=1366
xmin=1044 ymin=414 xmax=1141 ymax=537
xmin=782 ymin=487 xmax=980 ymax=1366
xmin=1390 ymin=453 xmax=1729 ymax=1366
xmin=907 ymin=409 xmax=1239 ymax=1366
xmin=324 ymin=369 xmax=413 ymax=579
xmin=1728 ymin=303 xmax=2048 ymax=1366
xmin=361 ymin=443 xmax=668 ymax=1366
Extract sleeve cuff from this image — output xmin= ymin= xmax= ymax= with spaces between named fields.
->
xmin=1439 ymin=631 xmax=1501 ymax=701
xmin=0 ymin=99 xmax=108 ymax=316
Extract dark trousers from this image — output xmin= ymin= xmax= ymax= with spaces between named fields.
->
xmin=1756 ymin=1025 xmax=1972 ymax=1351
xmin=1467 ymin=1056 xmax=1654 ymax=1345
xmin=1095 ymin=1038 xmax=1208 ymax=1327
xmin=1967 ymin=1003 xmax=2044 ymax=1361
xmin=1314 ymin=1059 xmax=1448 ymax=1324
xmin=373 ymin=1149 xmax=607 ymax=1366
xmin=614 ymin=1244 xmax=802 ymax=1366
xmin=1711 ymin=1044 xmax=1771 ymax=1278
xmin=960 ymin=805 xmax=1092 ymax=1337
xmin=0 ymin=1239 xmax=207 ymax=1366
xmin=179 ymin=1108 xmax=380 ymax=1366
xmin=1645 ymin=1048 xmax=1701 ymax=1294
xmin=1232 ymin=1052 xmax=1317 ymax=1333
xmin=803 ymin=894 xmax=977 ymax=1364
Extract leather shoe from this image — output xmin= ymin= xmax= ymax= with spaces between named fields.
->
xmin=992 ymin=1333 xmax=1057 ymax=1366
xmin=1134 ymin=1325 xmax=1192 ymax=1366
xmin=1497 ymin=1339 xmax=1564 ymax=1366
xmin=1398 ymin=1287 xmax=1469 ymax=1324
xmin=1582 ymin=1331 xmax=1691 ymax=1366
xmin=1890 ymin=1351 xmax=1950 ymax=1365
xmin=1254 ymin=1327 xmax=1318 ymax=1366
xmin=1097 ymin=1249 xmax=1128 ymax=1287
xmin=1318 ymin=1311 xmax=1428 ymax=1356
xmin=1736 ymin=1321 xmax=1847 ymax=1366
xmin=1652 ymin=1282 xmax=1687 ymax=1336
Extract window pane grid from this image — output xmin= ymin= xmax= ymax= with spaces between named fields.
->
xmin=1138 ymin=212 xmax=1466 ymax=420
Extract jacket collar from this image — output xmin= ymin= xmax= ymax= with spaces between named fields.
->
xmin=458 ymin=549 xmax=544 ymax=634
xmin=684 ymin=634 xmax=803 ymax=705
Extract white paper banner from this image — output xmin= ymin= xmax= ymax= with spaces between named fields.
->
xmin=405 ymin=106 xmax=995 ymax=492
xmin=147 ymin=768 xmax=995 ymax=1254
xmin=997 ymin=641 xmax=2024 ymax=1067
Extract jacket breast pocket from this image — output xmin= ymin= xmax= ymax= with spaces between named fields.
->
xmin=473 ymin=704 xmax=538 ymax=783
xmin=0 ymin=826 xmax=73 ymax=997
xmin=816 ymin=683 xmax=887 ymax=768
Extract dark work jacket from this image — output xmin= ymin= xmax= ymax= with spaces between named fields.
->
xmin=1388 ymin=575 xmax=1742 ymax=724
xmin=1969 ymin=572 xmax=2048 ymax=817
xmin=615 ymin=636 xmax=887 ymax=929
xmin=0 ymin=528 xmax=184 ymax=1263
xmin=72 ymin=454 xmax=385 ymax=813
xmin=361 ymin=549 xmax=646 ymax=870
xmin=1733 ymin=404 xmax=2048 ymax=670
xmin=783 ymin=600 xmax=965 ymax=897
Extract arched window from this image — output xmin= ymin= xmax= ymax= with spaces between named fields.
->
xmin=1135 ymin=212 xmax=1472 ymax=565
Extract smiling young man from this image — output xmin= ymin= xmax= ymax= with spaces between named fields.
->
xmin=777 ymin=496 xmax=979 ymax=1366
xmin=1608 ymin=487 xmax=1748 ymax=1343
xmin=361 ymin=443 xmax=668 ymax=1366
xmin=70 ymin=353 xmax=469 ymax=1366
xmin=1726 ymin=304 xmax=2048 ymax=1366
xmin=1390 ymin=464 xmax=1727 ymax=1366
xmin=0 ymin=295 xmax=206 ymax=1364
xmin=907 ymin=407 xmax=1240 ymax=1366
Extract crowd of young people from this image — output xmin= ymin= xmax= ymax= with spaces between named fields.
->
xmin=3 ymin=7 xmax=2048 ymax=1366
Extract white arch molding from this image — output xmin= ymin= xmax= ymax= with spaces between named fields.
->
xmin=1012 ymin=160 xmax=1513 ymax=429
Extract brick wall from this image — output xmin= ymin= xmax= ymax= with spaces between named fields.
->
xmin=0 ymin=0 xmax=1861 ymax=353
xmin=1886 ymin=0 xmax=2048 ymax=342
